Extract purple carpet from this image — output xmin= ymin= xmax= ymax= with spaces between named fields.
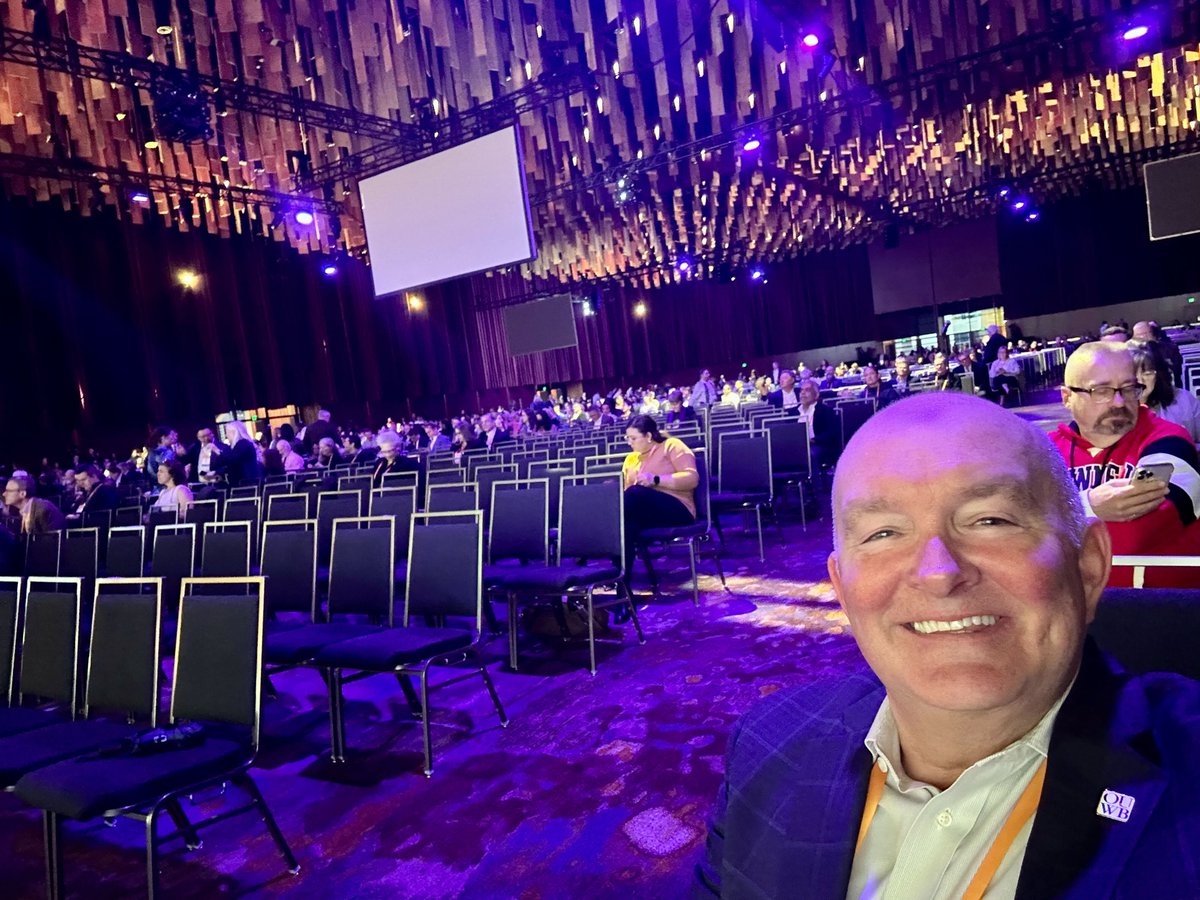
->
xmin=0 ymin=519 xmax=867 ymax=898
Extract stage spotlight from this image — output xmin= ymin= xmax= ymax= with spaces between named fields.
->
xmin=322 ymin=264 xmax=338 ymax=276
xmin=177 ymin=270 xmax=199 ymax=289
xmin=130 ymin=190 xmax=151 ymax=204
xmin=801 ymin=32 xmax=821 ymax=49
xmin=741 ymin=136 xmax=762 ymax=152
xmin=407 ymin=294 xmax=425 ymax=312
xmin=1121 ymin=24 xmax=1149 ymax=40
xmin=1011 ymin=198 xmax=1029 ymax=211
xmin=294 ymin=210 xmax=315 ymax=226
xmin=996 ymin=186 xmax=1011 ymax=199
xmin=676 ymin=258 xmax=691 ymax=273
xmin=633 ymin=301 xmax=648 ymax=318
xmin=582 ymin=300 xmax=595 ymax=317
xmin=1025 ymin=210 xmax=1041 ymax=222
xmin=750 ymin=267 xmax=765 ymax=281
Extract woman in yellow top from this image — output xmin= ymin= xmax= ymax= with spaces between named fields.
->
xmin=621 ymin=415 xmax=698 ymax=581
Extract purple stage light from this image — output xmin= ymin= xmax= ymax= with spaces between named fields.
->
xmin=130 ymin=191 xmax=151 ymax=204
xmin=996 ymin=186 xmax=1011 ymax=199
xmin=677 ymin=259 xmax=691 ymax=273
xmin=1122 ymin=24 xmax=1149 ymax=40
xmin=741 ymin=137 xmax=762 ymax=152
xmin=294 ymin=210 xmax=315 ymax=226
xmin=750 ymin=267 xmax=765 ymax=281
xmin=801 ymin=32 xmax=821 ymax=49
xmin=1011 ymin=198 xmax=1028 ymax=211
xmin=1025 ymin=211 xmax=1040 ymax=222
xmin=322 ymin=264 xmax=338 ymax=276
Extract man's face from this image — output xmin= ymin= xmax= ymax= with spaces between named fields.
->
xmin=829 ymin=414 xmax=1107 ymax=727
xmin=935 ymin=358 xmax=949 ymax=374
xmin=197 ymin=429 xmax=213 ymax=446
xmin=4 ymin=481 xmax=25 ymax=506
xmin=166 ymin=431 xmax=178 ymax=446
xmin=895 ymin=359 xmax=909 ymax=378
xmin=74 ymin=472 xmax=91 ymax=492
xmin=1132 ymin=323 xmax=1153 ymax=341
xmin=863 ymin=367 xmax=879 ymax=387
xmin=701 ymin=370 xmax=711 ymax=382
xmin=780 ymin=372 xmax=795 ymax=391
xmin=1061 ymin=353 xmax=1140 ymax=442
xmin=481 ymin=414 xmax=496 ymax=432
xmin=799 ymin=382 xmax=819 ymax=405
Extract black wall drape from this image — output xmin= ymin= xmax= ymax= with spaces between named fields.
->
xmin=4 ymin=185 xmax=1198 ymax=462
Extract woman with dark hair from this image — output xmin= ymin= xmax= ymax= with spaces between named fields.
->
xmin=621 ymin=414 xmax=698 ymax=581
xmin=151 ymin=459 xmax=193 ymax=515
xmin=1131 ymin=340 xmax=1200 ymax=443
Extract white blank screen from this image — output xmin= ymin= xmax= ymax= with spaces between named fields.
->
xmin=359 ymin=126 xmax=536 ymax=296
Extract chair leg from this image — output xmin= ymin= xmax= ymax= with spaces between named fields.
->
xmin=419 ymin=665 xmax=434 ymax=777
xmin=639 ymin=547 xmax=661 ymax=598
xmin=585 ymin=587 xmax=597 ymax=676
xmin=755 ymin=507 xmax=765 ymax=562
xmin=798 ymin=480 xmax=807 ymax=532
xmin=326 ymin=668 xmax=346 ymax=763
xmin=773 ymin=500 xmax=786 ymax=546
xmin=238 ymin=775 xmax=300 ymax=874
xmin=507 ymin=593 xmax=520 ymax=672
xmin=395 ymin=672 xmax=422 ymax=716
xmin=476 ymin=653 xmax=509 ymax=727
xmin=688 ymin=541 xmax=699 ymax=608
xmin=622 ymin=579 xmax=646 ymax=645
xmin=146 ymin=806 xmax=161 ymax=900
xmin=44 ymin=810 xmax=64 ymax=900
xmin=163 ymin=798 xmax=202 ymax=850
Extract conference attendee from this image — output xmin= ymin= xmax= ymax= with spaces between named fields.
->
xmin=568 ymin=401 xmax=590 ymax=427
xmin=621 ymin=415 xmax=697 ymax=576
xmin=474 ymin=413 xmax=513 ymax=451
xmin=151 ymin=460 xmax=193 ymax=516
xmin=341 ymin=433 xmax=377 ymax=466
xmin=795 ymin=379 xmax=841 ymax=471
xmin=70 ymin=464 xmax=119 ymax=518
xmin=692 ymin=369 xmax=719 ymax=410
xmin=698 ymin=392 xmax=1200 ymax=898
xmin=664 ymin=389 xmax=698 ymax=425
xmin=982 ymin=323 xmax=1006 ymax=365
xmin=313 ymin=436 xmax=342 ymax=469
xmin=276 ymin=439 xmax=305 ymax=473
xmin=3 ymin=474 xmax=65 ymax=535
xmin=599 ymin=401 xmax=618 ymax=426
xmin=1100 ymin=323 xmax=1130 ymax=342
xmin=640 ymin=390 xmax=662 ymax=416
xmin=1133 ymin=319 xmax=1185 ymax=386
xmin=767 ymin=370 xmax=801 ymax=413
xmin=770 ymin=361 xmax=782 ymax=385
xmin=145 ymin=426 xmax=181 ymax=476
xmin=302 ymin=408 xmax=338 ymax=451
xmin=186 ymin=427 xmax=228 ymax=481
xmin=989 ymin=345 xmax=1023 ymax=406
xmin=1052 ymin=341 xmax=1200 ymax=586
xmin=890 ymin=357 xmax=914 ymax=397
xmin=1130 ymin=339 xmax=1200 ymax=444
xmin=208 ymin=420 xmax=260 ymax=487
xmin=932 ymin=354 xmax=961 ymax=391
xmin=370 ymin=430 xmax=416 ymax=488
xmin=425 ymin=422 xmax=453 ymax=454
xmin=858 ymin=365 xmax=899 ymax=408
xmin=719 ymin=383 xmax=741 ymax=409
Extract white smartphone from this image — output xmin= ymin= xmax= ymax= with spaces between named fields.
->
xmin=1133 ymin=463 xmax=1173 ymax=483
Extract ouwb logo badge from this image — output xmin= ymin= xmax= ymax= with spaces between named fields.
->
xmin=1096 ymin=789 xmax=1136 ymax=823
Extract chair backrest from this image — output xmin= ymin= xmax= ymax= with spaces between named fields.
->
xmin=184 ymin=498 xmax=219 ymax=530
xmin=370 ymin=487 xmax=417 ymax=564
xmin=1092 ymin=587 xmax=1200 ymax=679
xmin=228 ymin=485 xmax=260 ymax=500
xmin=201 ymin=521 xmax=252 ymax=578
xmin=839 ymin=399 xmax=875 ymax=445
xmin=489 ymin=480 xmax=549 ymax=564
xmin=114 ymin=505 xmax=142 ymax=527
xmin=106 ymin=525 xmax=146 ymax=578
xmin=427 ymin=483 xmax=479 ymax=515
xmin=528 ymin=461 xmax=576 ymax=523
xmin=475 ymin=463 xmax=518 ymax=521
xmin=337 ymin=474 xmax=374 ymax=512
xmin=381 ymin=470 xmax=419 ymax=491
xmin=426 ymin=467 xmax=467 ymax=500
xmin=151 ymin=524 xmax=196 ymax=613
xmin=19 ymin=578 xmax=82 ymax=711
xmin=557 ymin=477 xmax=624 ymax=565
xmin=510 ymin=449 xmax=550 ymax=479
xmin=25 ymin=530 xmax=62 ymax=578
xmin=0 ymin=577 xmax=20 ymax=704
xmin=329 ymin=517 xmax=395 ymax=621
xmin=267 ymin=492 xmax=309 ymax=522
xmin=85 ymin=578 xmax=162 ymax=724
xmin=61 ymin=528 xmax=99 ymax=582
xmin=464 ymin=451 xmax=498 ymax=481
xmin=260 ymin=520 xmax=318 ymax=617
xmin=718 ymin=433 xmax=772 ymax=497
xmin=692 ymin=449 xmax=713 ymax=526
xmin=223 ymin=496 xmax=261 ymax=558
xmin=405 ymin=512 xmax=483 ymax=630
xmin=172 ymin=578 xmax=264 ymax=745
xmin=763 ymin=419 xmax=811 ymax=476
xmin=317 ymin=490 xmax=363 ymax=563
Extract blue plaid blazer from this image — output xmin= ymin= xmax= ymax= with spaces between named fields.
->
xmin=697 ymin=640 xmax=1200 ymax=899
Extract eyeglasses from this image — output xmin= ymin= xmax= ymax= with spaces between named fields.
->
xmin=1066 ymin=383 xmax=1145 ymax=403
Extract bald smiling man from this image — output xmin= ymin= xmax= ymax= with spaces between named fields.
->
xmin=697 ymin=393 xmax=1200 ymax=900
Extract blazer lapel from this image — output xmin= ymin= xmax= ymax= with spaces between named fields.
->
xmin=1016 ymin=642 xmax=1167 ymax=900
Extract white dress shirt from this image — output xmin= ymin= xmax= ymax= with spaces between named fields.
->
xmin=197 ymin=444 xmax=215 ymax=476
xmin=847 ymin=689 xmax=1070 ymax=900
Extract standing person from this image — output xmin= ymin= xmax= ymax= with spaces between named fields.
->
xmin=982 ymin=323 xmax=1006 ymax=366
xmin=699 ymin=392 xmax=1200 ymax=898
xmin=208 ymin=420 xmax=260 ymax=487
xmin=692 ymin=369 xmax=719 ymax=410
xmin=302 ymin=408 xmax=337 ymax=452
xmin=187 ymin=427 xmax=228 ymax=481
xmin=145 ymin=427 xmax=181 ymax=476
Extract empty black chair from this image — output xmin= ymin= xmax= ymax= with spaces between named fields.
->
xmin=114 ymin=506 xmax=142 ymax=528
xmin=311 ymin=512 xmax=507 ymax=774
xmin=371 ymin=486 xmax=417 ymax=584
xmin=260 ymin=520 xmax=318 ymax=627
xmin=1091 ymin=586 xmax=1200 ymax=680
xmin=105 ymin=526 xmax=145 ymax=578
xmin=150 ymin=524 xmax=196 ymax=619
xmin=763 ymin=419 xmax=812 ymax=525
xmin=15 ymin=577 xmax=299 ymax=898
xmin=634 ymin=449 xmax=728 ymax=607
xmin=485 ymin=479 xmax=550 ymax=589
xmin=0 ymin=578 xmax=161 ymax=790
xmin=710 ymin=433 xmax=779 ymax=562
xmin=267 ymin=492 xmax=309 ymax=522
xmin=316 ymin=490 xmax=362 ymax=565
xmin=183 ymin=499 xmax=220 ymax=559
xmin=223 ymin=496 xmax=261 ymax=560
xmin=499 ymin=476 xmax=642 ymax=675
xmin=200 ymin=521 xmax=251 ymax=578
xmin=145 ymin=507 xmax=179 ymax=561
xmin=381 ymin=470 xmax=419 ymax=491
xmin=25 ymin=531 xmax=62 ymax=578
xmin=0 ymin=578 xmax=83 ymax=738
xmin=337 ymin=474 xmax=373 ymax=516
xmin=426 ymin=483 xmax=479 ymax=515
xmin=263 ymin=517 xmax=395 ymax=667
xmin=60 ymin=528 xmax=99 ymax=584
xmin=475 ymin=463 xmax=518 ymax=525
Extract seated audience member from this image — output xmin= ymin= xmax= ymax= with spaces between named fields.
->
xmin=621 ymin=415 xmax=698 ymax=574
xmin=641 ymin=390 xmax=662 ymax=416
xmin=964 ymin=347 xmax=991 ymax=395
xmin=1100 ymin=323 xmax=1131 ymax=342
xmin=767 ymin=370 xmax=801 ymax=413
xmin=426 ymin=422 xmax=453 ymax=454
xmin=989 ymin=345 xmax=1023 ymax=406
xmin=313 ymin=437 xmax=342 ymax=468
xmin=568 ymin=401 xmax=589 ymax=426
xmin=453 ymin=423 xmax=476 ymax=453
xmin=664 ymin=390 xmax=697 ymax=425
xmin=188 ymin=427 xmax=228 ymax=480
xmin=720 ymin=383 xmax=741 ymax=409
xmin=890 ymin=357 xmax=913 ymax=397
xmin=341 ymin=433 xmax=377 ymax=466
xmin=1130 ymin=340 xmax=1200 ymax=445
xmin=1052 ymin=341 xmax=1200 ymax=586
xmin=818 ymin=368 xmax=842 ymax=390
xmin=151 ymin=460 xmax=193 ymax=515
xmin=70 ymin=465 xmax=119 ymax=518
xmin=699 ymin=392 xmax=1200 ymax=898
xmin=474 ymin=413 xmax=513 ymax=450
xmin=208 ymin=420 xmax=260 ymax=487
xmin=796 ymin=379 xmax=841 ymax=470
xmin=261 ymin=447 xmax=284 ymax=479
xmin=370 ymin=430 xmax=416 ymax=488
xmin=1133 ymin=320 xmax=1184 ymax=385
xmin=692 ymin=369 xmax=719 ymax=410
xmin=3 ymin=474 xmax=65 ymax=534
xmin=932 ymin=354 xmax=961 ymax=391
xmin=859 ymin=365 xmax=900 ymax=408
xmin=276 ymin=439 xmax=305 ymax=473
xmin=599 ymin=401 xmax=618 ymax=425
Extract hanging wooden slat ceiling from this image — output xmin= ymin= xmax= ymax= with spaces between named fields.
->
xmin=0 ymin=0 xmax=1197 ymax=287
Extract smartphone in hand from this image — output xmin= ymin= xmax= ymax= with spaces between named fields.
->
xmin=1133 ymin=463 xmax=1173 ymax=483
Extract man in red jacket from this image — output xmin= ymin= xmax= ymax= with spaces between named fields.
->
xmin=1051 ymin=341 xmax=1200 ymax=586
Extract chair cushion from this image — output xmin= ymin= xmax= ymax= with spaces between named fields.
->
xmin=483 ymin=562 xmax=549 ymax=587
xmin=500 ymin=565 xmax=621 ymax=592
xmin=0 ymin=707 xmax=64 ymax=738
xmin=15 ymin=736 xmax=251 ymax=821
xmin=637 ymin=522 xmax=708 ymax=542
xmin=710 ymin=492 xmax=771 ymax=506
xmin=311 ymin=628 xmax=473 ymax=669
xmin=0 ymin=719 xmax=142 ymax=785
xmin=264 ymin=622 xmax=384 ymax=664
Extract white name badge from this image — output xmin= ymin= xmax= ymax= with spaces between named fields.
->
xmin=1096 ymin=789 xmax=1136 ymax=823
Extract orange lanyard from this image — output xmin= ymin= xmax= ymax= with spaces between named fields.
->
xmin=854 ymin=757 xmax=1048 ymax=900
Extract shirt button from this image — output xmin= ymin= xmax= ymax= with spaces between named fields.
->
xmin=937 ymin=810 xmax=953 ymax=828
xmin=878 ymin=759 xmax=889 ymax=774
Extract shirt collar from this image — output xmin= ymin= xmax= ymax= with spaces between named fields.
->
xmin=863 ymin=678 xmax=1075 ymax=793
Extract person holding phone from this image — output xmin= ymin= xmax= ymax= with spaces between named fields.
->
xmin=1051 ymin=342 xmax=1200 ymax=586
